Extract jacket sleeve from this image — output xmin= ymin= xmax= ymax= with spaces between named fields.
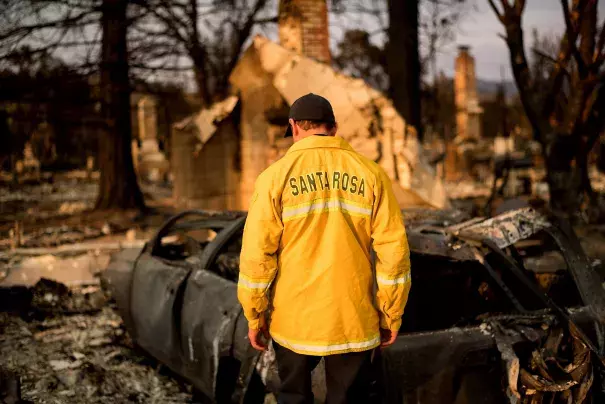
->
xmin=238 ymin=173 xmax=283 ymax=330
xmin=371 ymin=169 xmax=411 ymax=332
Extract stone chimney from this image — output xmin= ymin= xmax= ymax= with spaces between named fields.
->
xmin=454 ymin=45 xmax=482 ymax=140
xmin=278 ymin=0 xmax=331 ymax=64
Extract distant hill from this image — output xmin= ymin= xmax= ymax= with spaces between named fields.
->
xmin=476 ymin=78 xmax=518 ymax=98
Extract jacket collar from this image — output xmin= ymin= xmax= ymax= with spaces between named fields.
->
xmin=286 ymin=135 xmax=354 ymax=154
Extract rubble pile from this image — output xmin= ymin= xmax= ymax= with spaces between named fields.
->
xmin=0 ymin=252 xmax=112 ymax=290
xmin=444 ymin=179 xmax=492 ymax=200
xmin=0 ymin=181 xmax=97 ymax=218
xmin=0 ymin=225 xmax=106 ymax=251
xmin=27 ymin=278 xmax=108 ymax=315
xmin=0 ymin=281 xmax=193 ymax=404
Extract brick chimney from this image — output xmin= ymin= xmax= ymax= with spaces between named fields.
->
xmin=278 ymin=0 xmax=331 ymax=64
xmin=454 ymin=45 xmax=482 ymax=140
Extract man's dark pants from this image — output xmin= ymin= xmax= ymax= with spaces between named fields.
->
xmin=273 ymin=342 xmax=379 ymax=404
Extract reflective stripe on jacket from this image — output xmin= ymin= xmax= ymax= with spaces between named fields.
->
xmin=237 ymin=135 xmax=411 ymax=356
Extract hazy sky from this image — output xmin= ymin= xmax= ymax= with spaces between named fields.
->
xmin=45 ymin=1 xmax=601 ymax=86
xmin=439 ymin=0 xmax=605 ymax=81
xmin=328 ymin=0 xmax=605 ymax=82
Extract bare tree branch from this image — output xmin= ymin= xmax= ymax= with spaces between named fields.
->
xmin=532 ymin=47 xmax=572 ymax=76
xmin=223 ymin=0 xmax=267 ymax=75
xmin=487 ymin=0 xmax=504 ymax=23
xmin=595 ymin=17 xmax=605 ymax=64
xmin=149 ymin=7 xmax=188 ymax=44
xmin=498 ymin=0 xmax=513 ymax=12
xmin=578 ymin=82 xmax=605 ymax=153
xmin=253 ymin=15 xmax=278 ymax=24
xmin=578 ymin=0 xmax=596 ymax=74
xmin=131 ymin=63 xmax=192 ymax=71
xmin=560 ymin=0 xmax=588 ymax=76
xmin=0 ymin=10 xmax=98 ymax=42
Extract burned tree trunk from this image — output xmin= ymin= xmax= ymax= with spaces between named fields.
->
xmin=543 ymin=134 xmax=583 ymax=215
xmin=187 ymin=0 xmax=211 ymax=107
xmin=190 ymin=46 xmax=211 ymax=108
xmin=386 ymin=0 xmax=422 ymax=140
xmin=138 ymin=0 xmax=270 ymax=106
xmin=489 ymin=0 xmax=605 ymax=219
xmin=0 ymin=109 xmax=15 ymax=172
xmin=96 ymin=0 xmax=144 ymax=210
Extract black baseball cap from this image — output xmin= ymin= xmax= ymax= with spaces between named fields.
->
xmin=284 ymin=93 xmax=336 ymax=137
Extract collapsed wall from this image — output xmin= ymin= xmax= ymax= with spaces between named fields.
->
xmin=171 ymin=36 xmax=448 ymax=211
xmin=230 ymin=36 xmax=448 ymax=209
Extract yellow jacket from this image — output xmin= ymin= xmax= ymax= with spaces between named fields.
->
xmin=238 ymin=135 xmax=411 ymax=356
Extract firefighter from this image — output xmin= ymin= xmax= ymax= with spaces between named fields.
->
xmin=238 ymin=93 xmax=411 ymax=404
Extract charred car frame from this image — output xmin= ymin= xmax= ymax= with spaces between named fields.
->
xmin=104 ymin=207 xmax=605 ymax=403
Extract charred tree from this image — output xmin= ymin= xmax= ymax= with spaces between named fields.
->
xmin=96 ymin=0 xmax=144 ymax=210
xmin=135 ymin=0 xmax=272 ymax=106
xmin=489 ymin=0 xmax=605 ymax=219
xmin=0 ymin=109 xmax=15 ymax=172
xmin=386 ymin=0 xmax=422 ymax=140
xmin=187 ymin=0 xmax=211 ymax=106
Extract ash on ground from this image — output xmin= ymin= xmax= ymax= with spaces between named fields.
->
xmin=0 ymin=281 xmax=194 ymax=404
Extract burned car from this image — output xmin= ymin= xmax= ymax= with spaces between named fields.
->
xmin=103 ymin=207 xmax=605 ymax=403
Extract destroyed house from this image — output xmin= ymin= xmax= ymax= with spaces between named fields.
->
xmin=171 ymin=36 xmax=447 ymax=211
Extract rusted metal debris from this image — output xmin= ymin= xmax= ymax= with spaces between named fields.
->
xmin=93 ymin=207 xmax=605 ymax=403
xmin=484 ymin=239 xmax=605 ymax=366
xmin=488 ymin=319 xmax=595 ymax=404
